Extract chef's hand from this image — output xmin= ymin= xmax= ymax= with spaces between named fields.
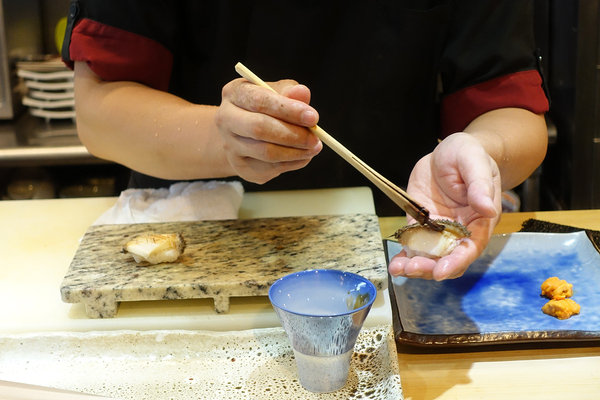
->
xmin=215 ymin=78 xmax=323 ymax=184
xmin=388 ymin=132 xmax=502 ymax=280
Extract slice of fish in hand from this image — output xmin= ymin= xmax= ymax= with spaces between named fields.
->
xmin=123 ymin=233 xmax=186 ymax=264
xmin=394 ymin=219 xmax=470 ymax=258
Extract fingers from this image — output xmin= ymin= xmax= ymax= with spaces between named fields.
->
xmin=216 ymin=78 xmax=323 ymax=184
xmin=389 ymin=214 xmax=496 ymax=281
xmin=431 ymin=239 xmax=479 ymax=280
xmin=459 ymin=154 xmax=500 ymax=219
xmin=388 ymin=241 xmax=475 ymax=281
xmin=452 ymin=134 xmax=500 ymax=218
xmin=229 ymin=108 xmax=321 ymax=150
xmin=227 ymin=78 xmax=319 ymax=128
xmin=388 ymin=251 xmax=437 ymax=279
xmin=228 ymin=131 xmax=321 ymax=162
xmin=227 ymin=155 xmax=312 ymax=185
xmin=218 ymin=78 xmax=321 ymax=152
xmin=390 ymin=133 xmax=503 ymax=281
xmin=223 ymin=131 xmax=322 ymax=184
xmin=431 ymin=132 xmax=501 ymax=220
xmin=277 ymin=81 xmax=312 ymax=105
xmin=220 ymin=111 xmax=323 ymax=184
xmin=224 ymin=130 xmax=322 ymax=185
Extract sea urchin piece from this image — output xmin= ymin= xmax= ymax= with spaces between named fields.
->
xmin=123 ymin=233 xmax=186 ymax=264
xmin=541 ymin=298 xmax=580 ymax=320
xmin=394 ymin=219 xmax=470 ymax=258
xmin=541 ymin=276 xmax=573 ymax=300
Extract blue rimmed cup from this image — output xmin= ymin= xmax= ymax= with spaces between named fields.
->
xmin=268 ymin=269 xmax=377 ymax=393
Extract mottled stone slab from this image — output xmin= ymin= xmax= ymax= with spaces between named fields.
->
xmin=61 ymin=214 xmax=387 ymax=318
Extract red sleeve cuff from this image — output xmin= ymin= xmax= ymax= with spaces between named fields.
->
xmin=440 ymin=69 xmax=549 ymax=138
xmin=68 ymin=18 xmax=173 ymax=91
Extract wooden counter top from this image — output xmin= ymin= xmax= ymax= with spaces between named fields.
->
xmin=1 ymin=193 xmax=599 ymax=399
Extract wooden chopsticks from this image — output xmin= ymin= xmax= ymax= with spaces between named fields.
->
xmin=234 ymin=62 xmax=443 ymax=231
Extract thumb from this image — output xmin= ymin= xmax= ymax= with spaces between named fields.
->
xmin=458 ymin=147 xmax=500 ymax=218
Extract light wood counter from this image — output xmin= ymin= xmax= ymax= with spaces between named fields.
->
xmin=383 ymin=210 xmax=600 ymax=400
xmin=2 ymin=193 xmax=599 ymax=399
xmin=378 ymin=209 xmax=600 ymax=237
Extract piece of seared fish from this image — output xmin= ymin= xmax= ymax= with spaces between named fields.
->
xmin=394 ymin=219 xmax=470 ymax=258
xmin=122 ymin=233 xmax=186 ymax=264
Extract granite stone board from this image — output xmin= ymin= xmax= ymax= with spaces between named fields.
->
xmin=61 ymin=214 xmax=387 ymax=318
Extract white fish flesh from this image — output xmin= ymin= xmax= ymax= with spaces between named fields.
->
xmin=122 ymin=233 xmax=186 ymax=264
xmin=394 ymin=219 xmax=470 ymax=258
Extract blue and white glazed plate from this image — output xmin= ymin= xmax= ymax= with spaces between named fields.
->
xmin=386 ymin=231 xmax=600 ymax=347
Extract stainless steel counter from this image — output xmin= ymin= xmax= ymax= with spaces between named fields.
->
xmin=0 ymin=113 xmax=125 ymax=200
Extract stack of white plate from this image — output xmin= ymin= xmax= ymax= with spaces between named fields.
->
xmin=16 ymin=57 xmax=75 ymax=122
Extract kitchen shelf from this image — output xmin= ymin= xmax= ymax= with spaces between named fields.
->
xmin=0 ymin=112 xmax=101 ymax=167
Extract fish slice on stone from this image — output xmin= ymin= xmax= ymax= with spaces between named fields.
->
xmin=122 ymin=233 xmax=186 ymax=264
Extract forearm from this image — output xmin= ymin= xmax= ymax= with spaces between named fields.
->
xmin=74 ymin=62 xmax=233 ymax=180
xmin=463 ymin=108 xmax=548 ymax=190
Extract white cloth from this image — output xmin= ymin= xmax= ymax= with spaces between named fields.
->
xmin=93 ymin=180 xmax=244 ymax=225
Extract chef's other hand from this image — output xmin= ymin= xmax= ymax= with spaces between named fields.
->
xmin=215 ymin=78 xmax=323 ymax=184
xmin=388 ymin=132 xmax=502 ymax=281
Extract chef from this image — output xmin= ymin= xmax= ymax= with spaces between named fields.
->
xmin=62 ymin=0 xmax=549 ymax=280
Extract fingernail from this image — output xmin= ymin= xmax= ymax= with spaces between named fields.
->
xmin=300 ymin=110 xmax=318 ymax=126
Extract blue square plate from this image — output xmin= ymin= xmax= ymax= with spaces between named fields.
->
xmin=386 ymin=231 xmax=600 ymax=347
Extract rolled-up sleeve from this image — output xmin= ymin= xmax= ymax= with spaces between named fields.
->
xmin=62 ymin=0 xmax=176 ymax=91
xmin=439 ymin=0 xmax=549 ymax=137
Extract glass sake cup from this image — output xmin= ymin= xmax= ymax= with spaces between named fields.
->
xmin=268 ymin=269 xmax=377 ymax=393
